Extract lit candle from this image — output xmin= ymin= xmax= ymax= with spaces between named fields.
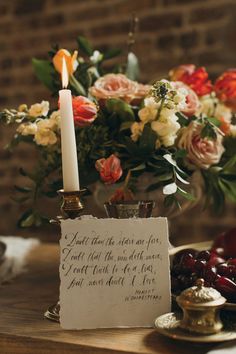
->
xmin=59 ymin=57 xmax=80 ymax=191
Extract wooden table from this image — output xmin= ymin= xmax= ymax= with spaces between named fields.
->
xmin=0 ymin=243 xmax=220 ymax=354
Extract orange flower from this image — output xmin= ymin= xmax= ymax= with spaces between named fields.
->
xmin=95 ymin=154 xmax=122 ymax=184
xmin=214 ymin=70 xmax=236 ymax=111
xmin=52 ymin=49 xmax=78 ymax=75
xmin=72 ymin=96 xmax=97 ymax=127
xmin=218 ymin=117 xmax=230 ymax=135
xmin=170 ymin=64 xmax=212 ymax=96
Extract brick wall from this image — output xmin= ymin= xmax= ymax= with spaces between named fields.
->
xmin=0 ymin=0 xmax=235 ymax=243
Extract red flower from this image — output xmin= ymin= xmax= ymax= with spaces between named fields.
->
xmin=110 ymin=187 xmax=134 ymax=202
xmin=214 ymin=69 xmax=236 ymax=110
xmin=95 ymin=154 xmax=123 ymax=184
xmin=170 ymin=64 xmax=213 ymax=96
xmin=72 ymin=96 xmax=97 ymax=127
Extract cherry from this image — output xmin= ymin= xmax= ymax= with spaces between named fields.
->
xmin=208 ymin=253 xmax=225 ymax=266
xmin=211 ymin=247 xmax=225 ymax=257
xmin=216 ymin=262 xmax=231 ymax=277
xmin=203 ymin=264 xmax=217 ymax=284
xmin=215 ymin=276 xmax=236 ymax=302
xmin=173 ymin=249 xmax=198 ymax=266
xmin=195 ymin=259 xmax=207 ymax=276
xmin=171 ymin=276 xmax=180 ymax=292
xmin=197 ymin=250 xmax=211 ymax=261
xmin=228 ymin=259 xmax=236 ymax=266
xmin=180 ymin=253 xmax=196 ymax=274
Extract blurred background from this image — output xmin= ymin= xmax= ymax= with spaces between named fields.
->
xmin=0 ymin=0 xmax=235 ymax=244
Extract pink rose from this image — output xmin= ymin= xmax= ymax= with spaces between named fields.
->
xmin=178 ymin=121 xmax=225 ymax=169
xmin=172 ymin=81 xmax=201 ymax=117
xmin=72 ymin=96 xmax=97 ymax=127
xmin=95 ymin=154 xmax=123 ymax=184
xmin=89 ymin=74 xmax=148 ymax=104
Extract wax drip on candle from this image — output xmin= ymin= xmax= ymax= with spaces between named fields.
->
xmin=62 ymin=57 xmax=69 ymax=88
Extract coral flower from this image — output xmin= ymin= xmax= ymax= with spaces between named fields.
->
xmin=214 ymin=69 xmax=236 ymax=111
xmin=52 ymin=49 xmax=78 ymax=75
xmin=95 ymin=154 xmax=123 ymax=184
xmin=71 ymin=96 xmax=97 ymax=127
xmin=170 ymin=64 xmax=212 ymax=96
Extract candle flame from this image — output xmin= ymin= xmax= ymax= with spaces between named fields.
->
xmin=62 ymin=57 xmax=69 ymax=88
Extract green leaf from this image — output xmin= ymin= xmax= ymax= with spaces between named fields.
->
xmin=69 ymin=75 xmax=86 ymax=96
xmin=131 ymin=163 xmax=146 ymax=171
xmin=77 ymin=36 xmax=93 ymax=56
xmin=146 ymin=182 xmax=163 ymax=192
xmin=174 ymin=149 xmax=187 ymax=159
xmin=177 ymin=187 xmax=195 ymax=201
xmin=154 ymin=172 xmax=173 ymax=182
xmin=103 ymin=48 xmax=122 ymax=60
xmin=106 ymin=99 xmax=135 ymax=121
xmin=32 ymin=58 xmax=55 ymax=91
xmin=14 ymin=185 xmax=31 ymax=193
xmin=201 ymin=122 xmax=217 ymax=140
xmin=176 ymin=172 xmax=189 ymax=185
xmin=175 ymin=112 xmax=189 ymax=127
xmin=207 ymin=117 xmax=221 ymax=127
xmin=139 ymin=124 xmax=157 ymax=153
xmin=18 ymin=210 xmax=35 ymax=228
xmin=124 ymin=137 xmax=139 ymax=155
xmin=120 ymin=121 xmax=133 ymax=132
xmin=126 ymin=52 xmax=139 ymax=81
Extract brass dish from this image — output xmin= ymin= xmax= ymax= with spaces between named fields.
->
xmin=154 ymin=312 xmax=236 ymax=342
xmin=170 ymin=241 xmax=236 ymax=312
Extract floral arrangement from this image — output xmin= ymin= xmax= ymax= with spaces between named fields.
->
xmin=1 ymin=36 xmax=236 ymax=227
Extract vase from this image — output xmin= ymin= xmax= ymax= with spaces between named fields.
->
xmin=92 ymin=171 xmax=204 ymax=219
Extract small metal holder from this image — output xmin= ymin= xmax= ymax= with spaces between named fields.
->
xmin=44 ymin=188 xmax=86 ymax=322
xmin=176 ymin=278 xmax=226 ymax=334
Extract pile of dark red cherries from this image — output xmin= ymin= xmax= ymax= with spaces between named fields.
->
xmin=171 ymin=228 xmax=236 ymax=303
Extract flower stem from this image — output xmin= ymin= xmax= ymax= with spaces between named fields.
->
xmin=156 ymin=98 xmax=165 ymax=120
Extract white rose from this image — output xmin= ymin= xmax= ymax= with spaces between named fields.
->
xmin=138 ymin=96 xmax=159 ymax=123
xmin=29 ymin=101 xmax=49 ymax=117
xmin=151 ymin=108 xmax=180 ymax=147
xmin=17 ymin=123 xmax=37 ymax=136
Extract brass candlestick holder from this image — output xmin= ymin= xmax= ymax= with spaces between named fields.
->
xmin=44 ymin=188 xmax=86 ymax=322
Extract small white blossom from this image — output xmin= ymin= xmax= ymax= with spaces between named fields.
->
xmin=130 ymin=122 xmax=144 ymax=142
xmin=17 ymin=123 xmax=37 ymax=136
xmin=90 ymin=50 xmax=103 ymax=64
xmin=29 ymin=101 xmax=49 ymax=117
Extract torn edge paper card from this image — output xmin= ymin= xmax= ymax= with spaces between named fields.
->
xmin=60 ymin=217 xmax=171 ymax=330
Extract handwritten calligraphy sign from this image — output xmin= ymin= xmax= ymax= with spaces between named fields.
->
xmin=60 ymin=217 xmax=171 ymax=329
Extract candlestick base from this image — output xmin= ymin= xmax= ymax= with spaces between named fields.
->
xmin=44 ymin=189 xmax=86 ymax=323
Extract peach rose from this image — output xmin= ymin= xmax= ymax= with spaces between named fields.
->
xmin=169 ymin=64 xmax=196 ymax=81
xmin=178 ymin=121 xmax=225 ymax=169
xmin=71 ymin=96 xmax=97 ymax=127
xmin=172 ymin=81 xmax=201 ymax=117
xmin=95 ymin=154 xmax=122 ymax=184
xmin=214 ymin=69 xmax=236 ymax=111
xmin=89 ymin=74 xmax=147 ymax=104
xmin=53 ymin=49 xmax=78 ymax=75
